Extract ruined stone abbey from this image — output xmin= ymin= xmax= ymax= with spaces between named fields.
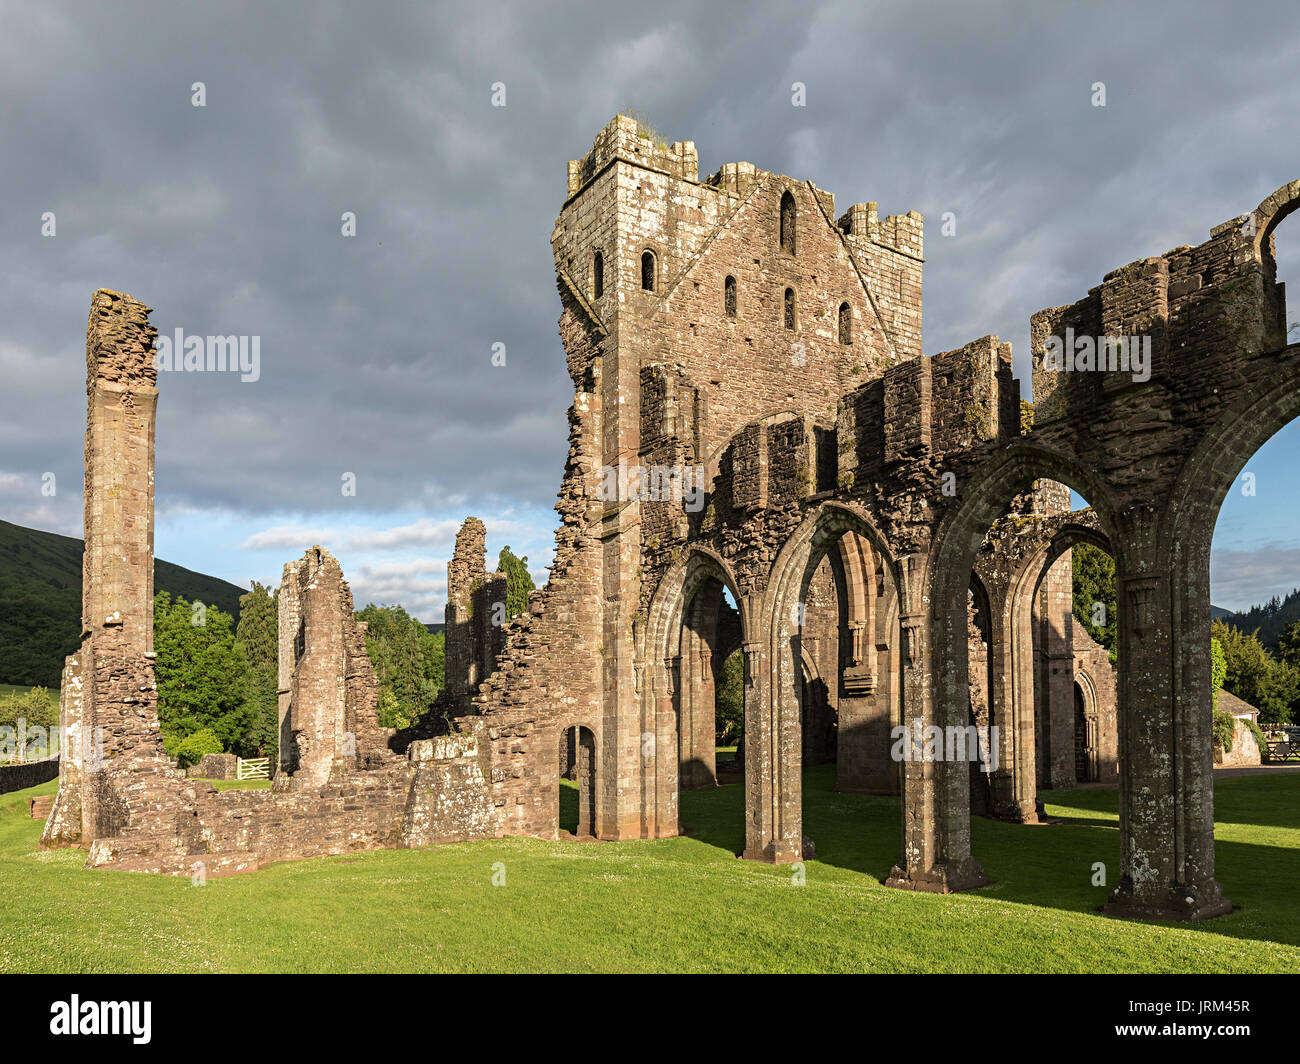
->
xmin=42 ymin=115 xmax=1300 ymax=922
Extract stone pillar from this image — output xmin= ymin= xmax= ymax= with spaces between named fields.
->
xmin=1038 ymin=551 xmax=1077 ymax=789
xmin=1104 ymin=556 xmax=1229 ymax=920
xmin=678 ymin=613 xmax=718 ymax=791
xmin=650 ymin=659 xmax=678 ymax=837
xmin=576 ymin=728 xmax=596 ymax=836
xmin=43 ymin=290 xmax=168 ymax=849
xmin=885 ymin=555 xmax=988 ymax=893
xmin=276 ymin=560 xmax=303 ymax=775
xmin=988 ymin=580 xmax=1038 ymax=822
xmin=745 ymin=586 xmax=803 ymax=863
xmin=836 ymin=618 xmax=892 ymax=792
xmin=598 ymin=504 xmax=650 ymax=839
xmin=40 ymin=654 xmax=87 ymax=846
xmin=444 ymin=518 xmax=487 ymax=704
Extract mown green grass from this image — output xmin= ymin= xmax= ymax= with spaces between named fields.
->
xmin=0 ymin=767 xmax=1296 ymax=973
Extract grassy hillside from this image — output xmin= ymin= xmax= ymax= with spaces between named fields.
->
xmin=0 ymin=764 xmax=1295 ymax=972
xmin=0 ymin=519 xmax=246 ymax=687
xmin=0 ymin=684 xmax=58 ymax=706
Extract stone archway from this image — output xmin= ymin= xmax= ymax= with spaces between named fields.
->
xmin=911 ymin=445 xmax=1121 ymax=894
xmin=761 ymin=501 xmax=905 ymax=864
xmin=992 ymin=520 xmax=1112 ymax=820
xmin=643 ymin=547 xmax=750 ymax=841
xmin=1151 ymin=351 xmax=1300 ymax=919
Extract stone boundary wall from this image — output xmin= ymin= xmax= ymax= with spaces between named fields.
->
xmin=1214 ymin=719 xmax=1262 ymax=768
xmin=0 ymin=756 xmax=60 ymax=795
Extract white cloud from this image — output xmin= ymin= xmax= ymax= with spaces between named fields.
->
xmin=344 ymin=518 xmax=462 ymax=551
xmin=1211 ymin=544 xmax=1300 ymax=612
xmin=239 ymin=525 xmax=337 ymax=551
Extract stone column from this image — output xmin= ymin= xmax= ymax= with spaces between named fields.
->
xmin=598 ymin=506 xmax=649 ymax=839
xmin=444 ymin=518 xmax=487 ymax=704
xmin=988 ymin=580 xmax=1038 ymax=822
xmin=692 ymin=645 xmax=717 ymax=786
xmin=43 ymin=290 xmax=166 ymax=849
xmin=1104 ymin=558 xmax=1229 ymax=920
xmin=744 ymin=590 xmax=803 ymax=863
xmin=886 ymin=555 xmax=988 ymax=893
xmin=1039 ymin=552 xmax=1077 ymax=789
xmin=650 ymin=658 xmax=678 ymax=837
xmin=275 ymin=547 xmax=376 ymax=788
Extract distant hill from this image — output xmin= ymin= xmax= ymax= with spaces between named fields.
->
xmin=1215 ymin=587 xmax=1300 ymax=651
xmin=1210 ymin=604 xmax=1234 ymax=621
xmin=423 ymin=622 xmax=445 ymax=635
xmin=0 ymin=519 xmax=246 ymax=687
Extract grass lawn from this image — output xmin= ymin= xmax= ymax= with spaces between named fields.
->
xmin=0 ymin=765 xmax=1296 ymax=973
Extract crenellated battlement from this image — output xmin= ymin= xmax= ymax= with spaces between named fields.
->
xmin=566 ymin=113 xmax=698 ymax=197
xmin=838 ymin=202 xmax=924 ymax=260
xmin=715 ymin=334 xmax=1018 ymax=513
xmin=1029 ymin=183 xmax=1298 ymax=426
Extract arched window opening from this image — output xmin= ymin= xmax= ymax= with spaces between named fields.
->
xmin=780 ymin=190 xmax=796 ymax=255
xmin=1073 ymin=680 xmax=1099 ymax=783
xmin=724 ymin=275 xmax=737 ymax=319
xmin=592 ymin=251 xmax=604 ymax=299
xmin=838 ymin=302 xmax=852 ymax=345
xmin=784 ymin=287 xmax=796 ymax=330
xmin=1261 ymin=201 xmax=1300 ymax=344
xmin=641 ymin=250 xmax=656 ymax=292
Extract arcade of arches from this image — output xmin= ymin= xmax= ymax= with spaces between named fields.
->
xmin=50 ymin=114 xmax=1299 ymax=927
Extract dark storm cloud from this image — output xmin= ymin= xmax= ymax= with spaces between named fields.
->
xmin=2 ymin=0 xmax=1299 ymax=542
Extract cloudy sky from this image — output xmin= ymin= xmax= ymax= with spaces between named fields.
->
xmin=1 ymin=0 xmax=1298 ymax=618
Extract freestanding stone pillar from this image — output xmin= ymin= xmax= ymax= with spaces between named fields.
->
xmin=43 ymin=290 xmax=172 ymax=848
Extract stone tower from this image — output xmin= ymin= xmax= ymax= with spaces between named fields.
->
xmin=501 ymin=114 xmax=929 ymax=842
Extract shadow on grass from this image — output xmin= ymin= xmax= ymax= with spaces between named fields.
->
xmin=681 ymin=761 xmax=1300 ymax=948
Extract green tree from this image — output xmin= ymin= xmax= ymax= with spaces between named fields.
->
xmin=1211 ymin=636 xmax=1226 ymax=712
xmin=1278 ymin=618 xmax=1300 ymax=668
xmin=1212 ymin=619 xmax=1296 ymax=724
xmin=714 ymin=648 xmax=744 ymax=745
xmin=235 ymin=582 xmax=279 ymax=760
xmin=154 ymin=591 xmax=253 ymax=755
xmin=497 ymin=546 xmax=535 ymax=620
xmin=356 ymin=604 xmax=444 ymax=728
xmin=422 ymin=628 xmax=445 ymax=702
xmin=1072 ymin=543 xmax=1117 ymax=656
xmin=1262 ymin=660 xmax=1300 ymax=725
xmin=175 ymin=729 xmax=223 ymax=769
xmin=0 ymin=687 xmax=59 ymax=760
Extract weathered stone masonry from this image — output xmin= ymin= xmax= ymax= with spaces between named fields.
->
xmin=439 ymin=120 xmax=1298 ymax=921
xmin=42 ymin=295 xmax=499 ymax=875
xmin=277 ymin=546 xmax=395 ymax=785
xmin=45 ymin=118 xmax=1300 ymax=926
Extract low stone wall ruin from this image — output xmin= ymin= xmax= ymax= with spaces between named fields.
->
xmin=0 ymin=756 xmax=60 ymax=796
